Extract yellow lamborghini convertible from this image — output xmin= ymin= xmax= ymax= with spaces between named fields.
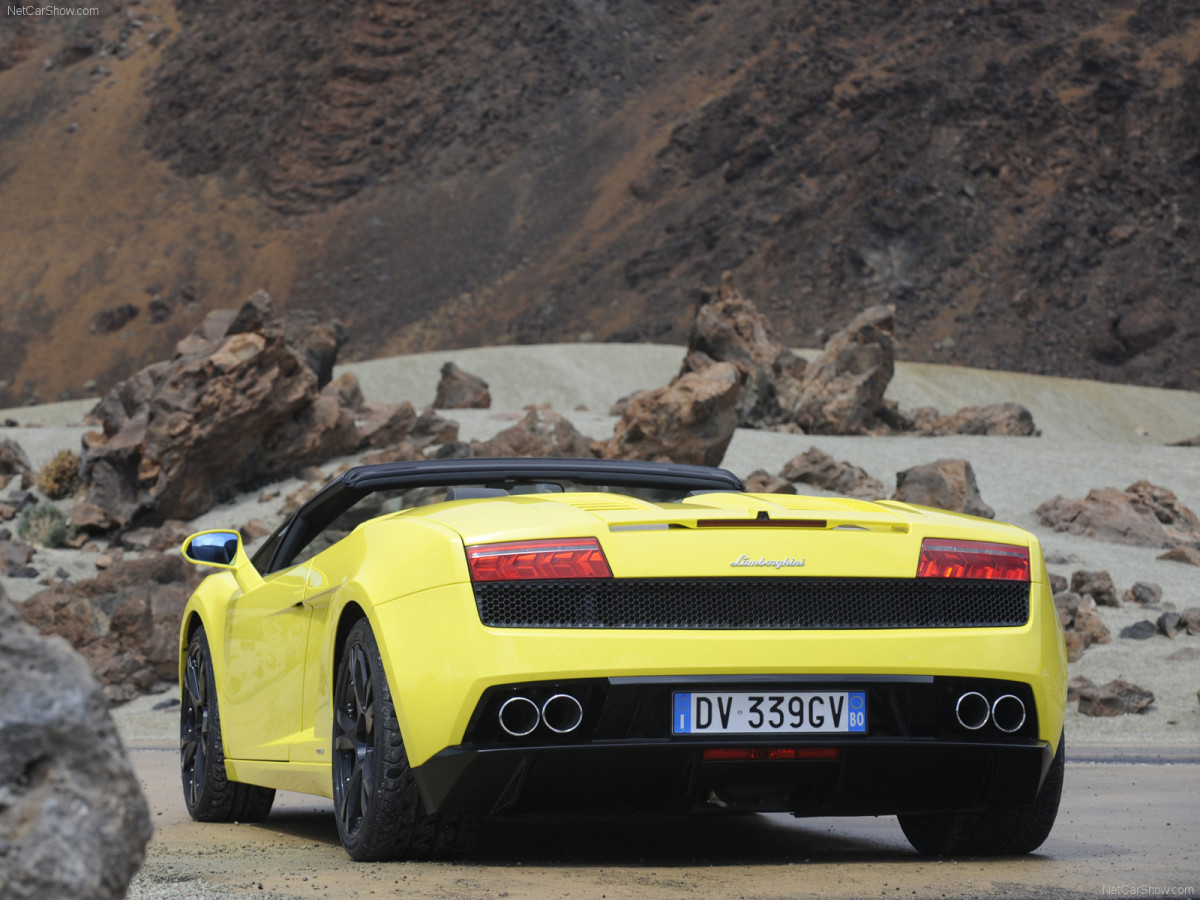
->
xmin=178 ymin=457 xmax=1067 ymax=861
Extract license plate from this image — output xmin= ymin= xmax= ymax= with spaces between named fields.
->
xmin=672 ymin=691 xmax=867 ymax=735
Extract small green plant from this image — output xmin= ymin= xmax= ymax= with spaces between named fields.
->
xmin=37 ymin=449 xmax=80 ymax=499
xmin=18 ymin=504 xmax=73 ymax=549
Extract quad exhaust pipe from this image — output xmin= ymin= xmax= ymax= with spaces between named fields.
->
xmin=954 ymin=690 xmax=1026 ymax=733
xmin=498 ymin=693 xmax=583 ymax=736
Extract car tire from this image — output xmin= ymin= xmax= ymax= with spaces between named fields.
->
xmin=180 ymin=625 xmax=276 ymax=822
xmin=332 ymin=618 xmax=478 ymax=861
xmin=898 ymin=732 xmax=1065 ymax=856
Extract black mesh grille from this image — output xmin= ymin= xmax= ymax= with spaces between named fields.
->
xmin=473 ymin=578 xmax=1030 ymax=629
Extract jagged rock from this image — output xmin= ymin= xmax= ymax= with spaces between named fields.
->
xmin=1119 ymin=620 xmax=1158 ymax=640
xmin=1035 ymin=481 xmax=1200 ymax=549
xmin=359 ymin=407 xmax=461 ymax=465
xmin=0 ymin=436 xmax=33 ymax=491
xmin=681 ymin=272 xmax=804 ymax=427
xmin=1071 ymin=569 xmax=1120 ymax=607
xmin=0 ymin=581 xmax=152 ymax=899
xmin=1067 ymin=676 xmax=1094 ymax=703
xmin=778 ymin=447 xmax=884 ymax=498
xmin=1 ymin=538 xmax=35 ymax=576
xmin=1157 ymin=612 xmax=1182 ymax=638
xmin=1055 ymin=590 xmax=1110 ymax=660
xmin=1123 ymin=581 xmax=1163 ymax=606
xmin=891 ymin=459 xmax=994 ymax=518
xmin=71 ymin=292 xmax=412 ymax=530
xmin=19 ymin=554 xmax=200 ymax=703
xmin=434 ymin=362 xmax=492 ymax=409
xmin=908 ymin=402 xmax=1038 ymax=437
xmin=1076 ymin=679 xmax=1155 ymax=716
xmin=1048 ymin=572 xmax=1068 ymax=594
xmin=790 ymin=305 xmax=896 ymax=435
xmin=598 ymin=362 xmax=739 ymax=467
xmin=1158 ymin=546 xmax=1200 ymax=566
xmin=473 ymin=405 xmax=595 ymax=458
xmin=1179 ymin=608 xmax=1200 ymax=635
xmin=743 ymin=470 xmax=796 ymax=494
xmin=1072 ymin=606 xmax=1111 ymax=646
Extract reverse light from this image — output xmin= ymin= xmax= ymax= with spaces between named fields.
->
xmin=467 ymin=538 xmax=612 ymax=582
xmin=701 ymin=747 xmax=841 ymax=761
xmin=916 ymin=538 xmax=1030 ymax=581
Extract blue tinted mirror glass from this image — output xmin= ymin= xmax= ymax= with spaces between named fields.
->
xmin=186 ymin=531 xmax=240 ymax=567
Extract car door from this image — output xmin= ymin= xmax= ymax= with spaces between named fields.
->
xmin=219 ymin=563 xmax=313 ymax=761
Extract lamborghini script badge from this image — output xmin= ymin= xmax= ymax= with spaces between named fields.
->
xmin=730 ymin=555 xmax=806 ymax=569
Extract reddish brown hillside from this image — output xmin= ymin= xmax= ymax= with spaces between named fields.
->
xmin=1 ymin=0 xmax=1198 ymax=406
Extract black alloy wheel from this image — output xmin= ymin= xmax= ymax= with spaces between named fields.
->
xmin=180 ymin=625 xmax=275 ymax=822
xmin=331 ymin=618 xmax=477 ymax=861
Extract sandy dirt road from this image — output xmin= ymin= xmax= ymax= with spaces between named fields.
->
xmin=126 ymin=742 xmax=1199 ymax=900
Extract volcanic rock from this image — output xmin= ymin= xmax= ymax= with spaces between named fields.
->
xmin=598 ymin=361 xmax=739 ymax=467
xmin=1123 ymin=581 xmax=1163 ymax=606
xmin=891 ymin=459 xmax=994 ymax=519
xmin=434 ymin=362 xmax=492 ymax=409
xmin=1157 ymin=612 xmax=1182 ymax=638
xmin=743 ymin=470 xmax=795 ymax=494
xmin=1071 ymin=569 xmax=1120 ymax=607
xmin=0 ymin=581 xmax=152 ymax=899
xmin=1119 ymin=620 xmax=1158 ymax=641
xmin=778 ymin=447 xmax=884 ymax=499
xmin=72 ymin=292 xmax=414 ymax=530
xmin=907 ymin=402 xmax=1038 ymax=437
xmin=0 ymin=436 xmax=33 ymax=491
xmin=681 ymin=272 xmax=804 ymax=427
xmin=474 ymin=405 xmax=595 ymax=458
xmin=19 ymin=554 xmax=201 ymax=703
xmin=789 ymin=305 xmax=897 ymax=435
xmin=1035 ymin=481 xmax=1200 ymax=549
xmin=1158 ymin=546 xmax=1200 ymax=566
xmin=359 ymin=406 xmax=461 ymax=465
xmin=1076 ymin=679 xmax=1155 ymax=716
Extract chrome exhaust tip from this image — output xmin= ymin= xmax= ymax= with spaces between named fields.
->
xmin=541 ymin=694 xmax=584 ymax=734
xmin=498 ymin=696 xmax=540 ymax=736
xmin=991 ymin=694 xmax=1026 ymax=733
xmin=955 ymin=691 xmax=990 ymax=730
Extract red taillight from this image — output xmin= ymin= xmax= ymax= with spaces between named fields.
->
xmin=701 ymin=747 xmax=841 ymax=761
xmin=916 ymin=538 xmax=1030 ymax=581
xmin=466 ymin=538 xmax=612 ymax=582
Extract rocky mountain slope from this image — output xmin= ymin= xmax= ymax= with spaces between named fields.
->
xmin=2 ymin=0 xmax=1198 ymax=407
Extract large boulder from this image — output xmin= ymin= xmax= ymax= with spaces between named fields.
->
xmin=598 ymin=362 xmax=740 ymax=467
xmin=789 ymin=305 xmax=898 ymax=435
xmin=1035 ymin=480 xmax=1200 ymax=549
xmin=474 ymin=405 xmax=595 ymax=458
xmin=434 ymin=362 xmax=492 ymax=409
xmin=0 ymin=582 xmax=152 ymax=899
xmin=907 ymin=402 xmax=1038 ymax=437
xmin=72 ymin=291 xmax=412 ymax=530
xmin=0 ymin=436 xmax=33 ymax=491
xmin=778 ymin=447 xmax=884 ymax=498
xmin=681 ymin=272 xmax=805 ymax=427
xmin=19 ymin=554 xmax=200 ymax=703
xmin=892 ymin=459 xmax=994 ymax=518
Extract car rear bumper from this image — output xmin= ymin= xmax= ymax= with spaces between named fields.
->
xmin=414 ymin=738 xmax=1054 ymax=817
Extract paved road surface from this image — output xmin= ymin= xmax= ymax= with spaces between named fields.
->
xmin=126 ymin=743 xmax=1198 ymax=899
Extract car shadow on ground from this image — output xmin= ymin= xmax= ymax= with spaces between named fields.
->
xmin=251 ymin=809 xmax=947 ymax=866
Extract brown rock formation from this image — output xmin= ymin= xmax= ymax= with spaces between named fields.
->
xmin=1076 ymin=679 xmax=1155 ymax=717
xmin=907 ymin=402 xmax=1038 ymax=437
xmin=790 ymin=305 xmax=897 ymax=435
xmin=1035 ymin=481 xmax=1200 ymax=549
xmin=892 ymin=459 xmax=994 ymax=519
xmin=434 ymin=362 xmax=492 ymax=409
xmin=598 ymin=362 xmax=740 ymax=467
xmin=474 ymin=405 xmax=595 ymax=458
xmin=778 ymin=447 xmax=884 ymax=499
xmin=18 ymin=554 xmax=201 ymax=704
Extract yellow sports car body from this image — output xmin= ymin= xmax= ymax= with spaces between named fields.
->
xmin=178 ymin=458 xmax=1067 ymax=860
